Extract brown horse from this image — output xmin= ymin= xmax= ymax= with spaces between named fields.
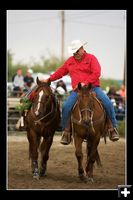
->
xmin=71 ymin=83 xmax=107 ymax=183
xmin=25 ymin=77 xmax=60 ymax=179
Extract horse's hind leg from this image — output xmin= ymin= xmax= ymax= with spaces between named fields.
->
xmin=39 ymin=136 xmax=53 ymax=177
xmin=27 ymin=130 xmax=40 ymax=179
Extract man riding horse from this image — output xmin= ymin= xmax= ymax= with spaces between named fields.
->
xmin=17 ymin=39 xmax=119 ymax=143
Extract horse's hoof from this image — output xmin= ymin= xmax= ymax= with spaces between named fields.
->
xmin=88 ymin=177 xmax=94 ymax=183
xmin=39 ymin=172 xmax=46 ymax=177
xmin=33 ymin=172 xmax=40 ymax=180
xmin=33 ymin=175 xmax=40 ymax=180
xmin=39 ymin=168 xmax=47 ymax=177
xmin=79 ymin=175 xmax=88 ymax=183
xmin=33 ymin=174 xmax=40 ymax=180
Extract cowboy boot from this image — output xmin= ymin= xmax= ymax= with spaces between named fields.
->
xmin=60 ymin=117 xmax=72 ymax=145
xmin=108 ymin=127 xmax=119 ymax=142
xmin=107 ymin=118 xmax=119 ymax=142
xmin=60 ymin=128 xmax=72 ymax=145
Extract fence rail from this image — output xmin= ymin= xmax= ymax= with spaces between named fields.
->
xmin=8 ymin=97 xmax=21 ymax=131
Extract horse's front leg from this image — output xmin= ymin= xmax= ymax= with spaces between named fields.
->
xmin=39 ymin=136 xmax=53 ymax=177
xmin=85 ymin=137 xmax=100 ymax=183
xmin=27 ymin=130 xmax=40 ymax=179
xmin=74 ymin=135 xmax=87 ymax=182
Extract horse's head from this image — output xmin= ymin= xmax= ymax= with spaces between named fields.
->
xmin=31 ymin=77 xmax=53 ymax=117
xmin=77 ymin=83 xmax=95 ymax=125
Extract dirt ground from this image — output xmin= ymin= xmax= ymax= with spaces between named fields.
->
xmin=7 ymin=134 xmax=125 ymax=190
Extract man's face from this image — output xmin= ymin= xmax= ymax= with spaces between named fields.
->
xmin=17 ymin=69 xmax=22 ymax=76
xmin=73 ymin=46 xmax=84 ymax=60
xmin=27 ymin=72 xmax=32 ymax=77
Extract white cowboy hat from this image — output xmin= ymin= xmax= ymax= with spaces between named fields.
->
xmin=27 ymin=68 xmax=33 ymax=74
xmin=68 ymin=40 xmax=87 ymax=54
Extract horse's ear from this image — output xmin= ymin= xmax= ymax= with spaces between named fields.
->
xmin=78 ymin=82 xmax=82 ymax=90
xmin=36 ymin=76 xmax=41 ymax=85
xmin=88 ymin=83 xmax=92 ymax=90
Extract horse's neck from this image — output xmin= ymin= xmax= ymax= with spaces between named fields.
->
xmin=93 ymin=96 xmax=104 ymax=111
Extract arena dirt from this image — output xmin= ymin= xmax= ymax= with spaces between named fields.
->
xmin=7 ymin=135 xmax=125 ymax=190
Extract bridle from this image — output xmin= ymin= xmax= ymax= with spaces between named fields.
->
xmin=71 ymin=100 xmax=94 ymax=129
xmin=34 ymin=99 xmax=54 ymax=125
xmin=71 ymin=92 xmax=105 ymax=131
xmin=31 ymin=87 xmax=58 ymax=126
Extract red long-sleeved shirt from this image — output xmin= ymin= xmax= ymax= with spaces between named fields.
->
xmin=50 ymin=52 xmax=101 ymax=90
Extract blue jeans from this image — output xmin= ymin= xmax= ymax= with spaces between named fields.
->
xmin=61 ymin=87 xmax=117 ymax=130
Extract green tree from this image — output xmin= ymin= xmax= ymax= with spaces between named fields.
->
xmin=41 ymin=56 xmax=64 ymax=73
xmin=100 ymin=78 xmax=121 ymax=91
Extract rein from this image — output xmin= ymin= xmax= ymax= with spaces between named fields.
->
xmin=34 ymin=102 xmax=54 ymax=125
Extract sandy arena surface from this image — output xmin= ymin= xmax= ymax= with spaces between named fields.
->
xmin=7 ymin=134 xmax=126 ymax=190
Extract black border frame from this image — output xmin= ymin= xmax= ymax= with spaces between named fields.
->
xmin=1 ymin=7 xmax=132 ymax=199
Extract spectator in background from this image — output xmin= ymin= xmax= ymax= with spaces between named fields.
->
xmin=55 ymin=80 xmax=68 ymax=113
xmin=55 ymin=80 xmax=67 ymax=94
xmin=107 ymin=85 xmax=125 ymax=121
xmin=107 ymin=86 xmax=116 ymax=104
xmin=107 ymin=86 xmax=122 ymax=102
xmin=23 ymin=69 xmax=34 ymax=92
xmin=12 ymin=68 xmax=24 ymax=97
xmin=118 ymin=84 xmax=126 ymax=102
xmin=107 ymin=86 xmax=117 ymax=97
